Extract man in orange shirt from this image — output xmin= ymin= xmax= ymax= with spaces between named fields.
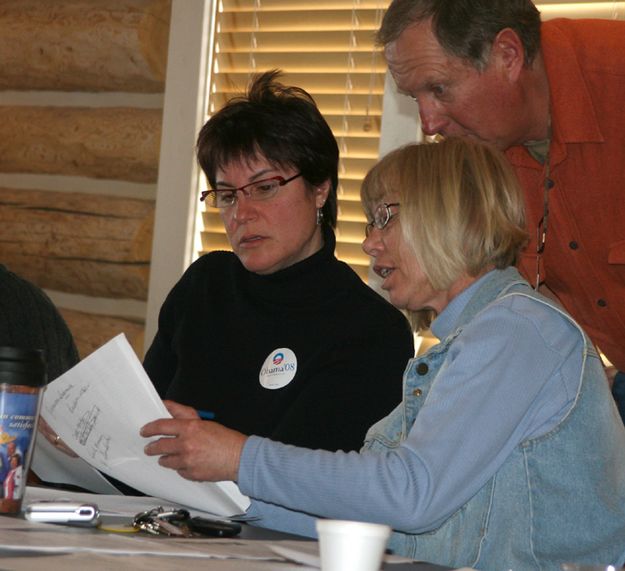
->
xmin=378 ymin=0 xmax=625 ymax=419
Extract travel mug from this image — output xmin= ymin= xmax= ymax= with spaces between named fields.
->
xmin=0 ymin=347 xmax=46 ymax=515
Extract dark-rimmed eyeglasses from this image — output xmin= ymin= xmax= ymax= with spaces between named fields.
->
xmin=200 ymin=173 xmax=303 ymax=208
xmin=365 ymin=202 xmax=400 ymax=237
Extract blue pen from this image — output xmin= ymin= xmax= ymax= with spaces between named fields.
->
xmin=196 ymin=409 xmax=215 ymax=420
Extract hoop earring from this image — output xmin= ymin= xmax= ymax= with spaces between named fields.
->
xmin=316 ymin=208 xmax=324 ymax=226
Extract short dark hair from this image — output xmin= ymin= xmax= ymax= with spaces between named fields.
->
xmin=377 ymin=0 xmax=541 ymax=69
xmin=196 ymin=70 xmax=339 ymax=227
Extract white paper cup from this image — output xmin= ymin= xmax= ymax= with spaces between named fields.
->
xmin=316 ymin=519 xmax=391 ymax=571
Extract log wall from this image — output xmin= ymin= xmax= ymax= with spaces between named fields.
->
xmin=0 ymin=188 xmax=153 ymax=299
xmin=0 ymin=0 xmax=170 ymax=92
xmin=0 ymin=107 xmax=162 ymax=183
xmin=59 ymin=308 xmax=145 ymax=360
xmin=0 ymin=0 xmax=171 ymax=357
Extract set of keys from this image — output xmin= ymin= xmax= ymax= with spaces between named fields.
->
xmin=133 ymin=507 xmax=192 ymax=536
xmin=132 ymin=506 xmax=242 ymax=537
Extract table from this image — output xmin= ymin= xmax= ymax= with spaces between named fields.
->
xmin=0 ymin=487 xmax=451 ymax=571
xmin=0 ymin=519 xmax=450 ymax=571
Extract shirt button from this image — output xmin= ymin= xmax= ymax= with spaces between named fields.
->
xmin=597 ymin=299 xmax=607 ymax=307
xmin=546 ymin=178 xmax=555 ymax=189
xmin=569 ymin=241 xmax=578 ymax=250
xmin=416 ymin=363 xmax=429 ymax=375
xmin=413 ymin=388 xmax=422 ymax=397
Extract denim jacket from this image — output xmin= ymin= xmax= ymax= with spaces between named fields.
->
xmin=363 ymin=268 xmax=625 ymax=570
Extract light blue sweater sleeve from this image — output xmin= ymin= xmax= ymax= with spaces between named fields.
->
xmin=238 ymin=292 xmax=582 ymax=535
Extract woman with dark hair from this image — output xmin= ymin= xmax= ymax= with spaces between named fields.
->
xmin=143 ymin=71 xmax=413 ymax=452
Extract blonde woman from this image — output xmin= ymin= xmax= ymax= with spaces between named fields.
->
xmin=143 ymin=138 xmax=625 ymax=571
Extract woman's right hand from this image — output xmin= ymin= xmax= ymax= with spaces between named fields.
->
xmin=141 ymin=401 xmax=247 ymax=482
xmin=37 ymin=416 xmax=79 ymax=458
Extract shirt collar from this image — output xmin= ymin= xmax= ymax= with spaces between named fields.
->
xmin=541 ymin=20 xmax=603 ymax=145
xmin=506 ymin=19 xmax=603 ymax=168
xmin=430 ymin=271 xmax=496 ymax=340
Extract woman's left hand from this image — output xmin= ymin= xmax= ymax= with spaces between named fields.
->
xmin=38 ymin=416 xmax=79 ymax=458
xmin=141 ymin=401 xmax=247 ymax=482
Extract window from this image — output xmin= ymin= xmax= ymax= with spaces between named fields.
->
xmin=538 ymin=1 xmax=624 ymax=19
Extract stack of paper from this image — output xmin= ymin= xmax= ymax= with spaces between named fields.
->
xmin=34 ymin=334 xmax=250 ymax=517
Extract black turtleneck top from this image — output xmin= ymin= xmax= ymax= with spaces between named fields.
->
xmin=143 ymin=227 xmax=414 ymax=452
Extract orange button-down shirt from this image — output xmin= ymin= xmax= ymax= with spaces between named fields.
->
xmin=507 ymin=18 xmax=625 ymax=371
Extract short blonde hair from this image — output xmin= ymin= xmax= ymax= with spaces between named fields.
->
xmin=361 ymin=138 xmax=529 ymax=330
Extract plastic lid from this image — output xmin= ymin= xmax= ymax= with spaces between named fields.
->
xmin=0 ymin=347 xmax=47 ymax=387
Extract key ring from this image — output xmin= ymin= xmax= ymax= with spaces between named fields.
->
xmin=132 ymin=506 xmax=192 ymax=537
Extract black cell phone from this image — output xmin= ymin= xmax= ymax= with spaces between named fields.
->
xmin=186 ymin=516 xmax=242 ymax=537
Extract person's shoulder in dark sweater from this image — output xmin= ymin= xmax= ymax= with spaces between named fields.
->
xmin=0 ymin=264 xmax=79 ymax=381
xmin=175 ymin=250 xmax=238 ymax=286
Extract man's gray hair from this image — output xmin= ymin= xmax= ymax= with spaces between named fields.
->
xmin=377 ymin=0 xmax=541 ymax=70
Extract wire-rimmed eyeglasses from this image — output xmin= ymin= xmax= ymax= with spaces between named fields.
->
xmin=200 ymin=173 xmax=302 ymax=208
xmin=365 ymin=202 xmax=400 ymax=237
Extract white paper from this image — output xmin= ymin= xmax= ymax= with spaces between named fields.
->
xmin=269 ymin=543 xmax=416 ymax=567
xmin=31 ymin=431 xmax=122 ymax=495
xmin=40 ymin=334 xmax=250 ymax=517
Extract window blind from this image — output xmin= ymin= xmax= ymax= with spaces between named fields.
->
xmin=199 ymin=0 xmax=387 ymax=281
xmin=537 ymin=1 xmax=624 ymax=20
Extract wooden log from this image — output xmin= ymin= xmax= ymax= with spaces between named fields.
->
xmin=2 ymin=255 xmax=150 ymax=300
xmin=0 ymin=106 xmax=162 ymax=183
xmin=0 ymin=0 xmax=171 ymax=92
xmin=59 ymin=308 xmax=145 ymax=359
xmin=0 ymin=187 xmax=153 ymax=299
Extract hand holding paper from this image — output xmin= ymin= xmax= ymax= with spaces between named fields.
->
xmin=39 ymin=334 xmax=250 ymax=517
xmin=142 ymin=400 xmax=247 ymax=482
